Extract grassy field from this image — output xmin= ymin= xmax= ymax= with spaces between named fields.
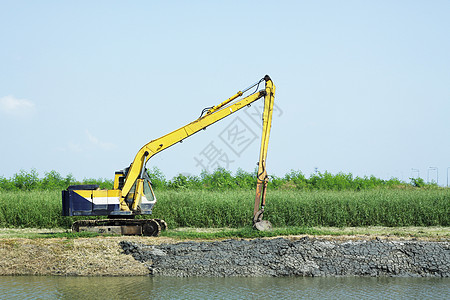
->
xmin=0 ymin=189 xmax=448 ymax=229
xmin=0 ymin=226 xmax=448 ymax=240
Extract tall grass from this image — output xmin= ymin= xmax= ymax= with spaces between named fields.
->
xmin=264 ymin=189 xmax=449 ymax=227
xmin=0 ymin=191 xmax=71 ymax=228
xmin=1 ymin=189 xmax=448 ymax=229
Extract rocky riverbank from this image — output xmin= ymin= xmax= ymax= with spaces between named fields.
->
xmin=0 ymin=228 xmax=448 ymax=277
xmin=120 ymin=237 xmax=450 ymax=277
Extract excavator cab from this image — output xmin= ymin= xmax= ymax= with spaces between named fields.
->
xmin=114 ymin=167 xmax=156 ymax=213
xmin=125 ymin=171 xmax=156 ymax=213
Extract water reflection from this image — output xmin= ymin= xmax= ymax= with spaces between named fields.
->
xmin=0 ymin=276 xmax=448 ymax=299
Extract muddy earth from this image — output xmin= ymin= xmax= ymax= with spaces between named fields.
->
xmin=120 ymin=237 xmax=450 ymax=277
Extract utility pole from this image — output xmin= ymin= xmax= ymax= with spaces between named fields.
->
xmin=447 ymin=167 xmax=450 ymax=187
xmin=427 ymin=167 xmax=438 ymax=185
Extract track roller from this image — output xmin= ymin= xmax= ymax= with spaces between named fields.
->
xmin=72 ymin=218 xmax=167 ymax=236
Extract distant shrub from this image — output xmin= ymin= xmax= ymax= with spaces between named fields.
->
xmin=147 ymin=167 xmax=167 ymax=190
xmin=410 ymin=177 xmax=426 ymax=188
xmin=0 ymin=168 xmax=443 ymax=192
xmin=12 ymin=169 xmax=40 ymax=190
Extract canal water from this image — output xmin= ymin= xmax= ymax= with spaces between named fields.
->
xmin=0 ymin=276 xmax=448 ymax=299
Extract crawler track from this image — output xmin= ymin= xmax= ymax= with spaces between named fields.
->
xmin=72 ymin=218 xmax=167 ymax=236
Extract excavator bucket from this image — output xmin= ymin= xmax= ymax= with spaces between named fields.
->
xmin=254 ymin=220 xmax=272 ymax=231
xmin=253 ymin=208 xmax=272 ymax=231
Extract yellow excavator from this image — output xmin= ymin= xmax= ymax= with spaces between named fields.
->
xmin=62 ymin=75 xmax=275 ymax=235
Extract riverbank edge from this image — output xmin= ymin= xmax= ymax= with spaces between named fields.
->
xmin=121 ymin=237 xmax=450 ymax=277
xmin=0 ymin=233 xmax=448 ymax=277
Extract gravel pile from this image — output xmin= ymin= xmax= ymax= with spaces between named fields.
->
xmin=120 ymin=237 xmax=449 ymax=277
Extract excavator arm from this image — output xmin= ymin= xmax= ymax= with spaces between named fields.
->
xmin=253 ymin=78 xmax=275 ymax=230
xmin=120 ymin=75 xmax=275 ymax=227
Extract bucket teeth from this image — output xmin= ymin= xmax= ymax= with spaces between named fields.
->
xmin=253 ymin=208 xmax=272 ymax=231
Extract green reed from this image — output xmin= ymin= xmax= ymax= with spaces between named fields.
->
xmin=1 ymin=188 xmax=447 ymax=229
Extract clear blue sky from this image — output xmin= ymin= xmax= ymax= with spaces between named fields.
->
xmin=1 ymin=1 xmax=449 ymax=184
